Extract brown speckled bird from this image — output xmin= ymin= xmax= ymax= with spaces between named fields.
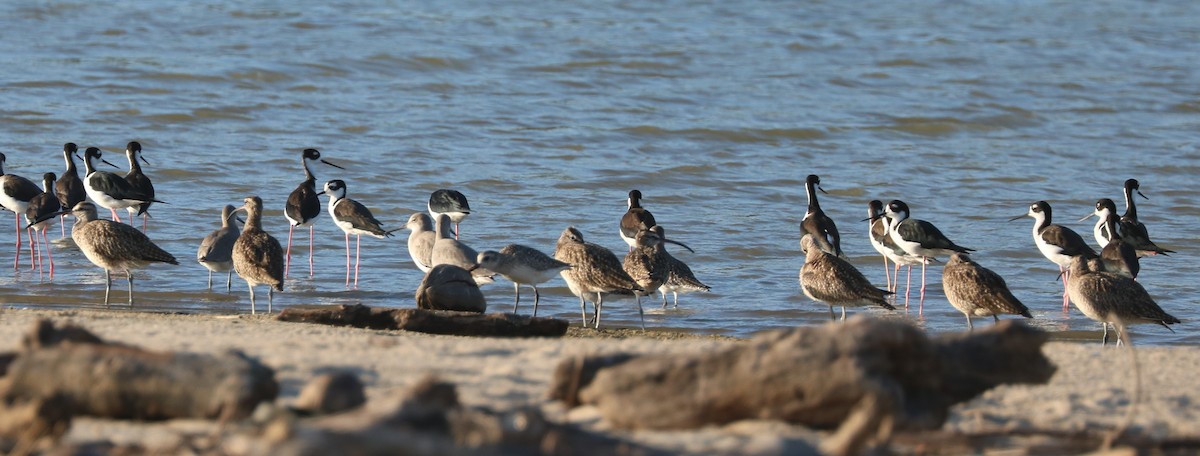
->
xmin=652 ymin=225 xmax=709 ymax=309
xmin=799 ymin=235 xmax=894 ymax=321
xmin=941 ymin=253 xmax=1032 ymax=330
xmin=232 ymin=196 xmax=284 ymax=314
xmin=554 ymin=226 xmax=644 ymax=330
xmin=69 ymin=201 xmax=177 ymax=307
xmin=1067 ymin=257 xmax=1178 ymax=346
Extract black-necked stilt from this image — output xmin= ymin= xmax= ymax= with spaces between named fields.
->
xmin=320 ymin=179 xmax=394 ymax=288
xmin=404 ymin=212 xmax=436 ymax=273
xmin=0 ymin=152 xmax=44 ymax=270
xmin=651 ymin=225 xmax=709 ymax=309
xmin=865 ymin=200 xmax=930 ymax=304
xmin=1082 ymin=198 xmax=1139 ymax=279
xmin=621 ymin=227 xmax=694 ymax=329
xmin=25 ymin=172 xmax=62 ymax=277
xmin=198 ymin=204 xmax=241 ymax=291
xmin=800 ymin=174 xmax=844 ymax=258
xmin=427 ymin=189 xmax=470 ymax=240
xmin=941 ymin=253 xmax=1031 ymax=330
xmin=54 ymin=143 xmax=86 ymax=238
xmin=1119 ymin=178 xmax=1174 ymax=257
xmin=430 ymin=213 xmax=494 ymax=285
xmin=1012 ymin=201 xmax=1096 ymax=312
xmin=470 ymin=244 xmax=570 ymax=317
xmin=882 ymin=199 xmax=972 ymax=310
xmin=232 ymin=196 xmax=284 ymax=314
xmin=80 ymin=146 xmax=157 ymax=223
xmin=799 ymin=235 xmax=894 ymax=321
xmin=67 ymin=201 xmax=178 ymax=307
xmin=553 ymin=226 xmax=644 ymax=330
xmin=619 ymin=189 xmax=656 ymax=251
xmin=284 ymin=148 xmax=344 ymax=278
xmin=1066 ymin=256 xmax=1177 ymax=346
xmin=122 ymin=141 xmax=155 ymax=231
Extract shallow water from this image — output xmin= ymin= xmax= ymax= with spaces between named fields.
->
xmin=0 ymin=1 xmax=1196 ymax=345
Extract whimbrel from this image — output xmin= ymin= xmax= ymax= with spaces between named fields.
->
xmin=197 ymin=204 xmax=241 ymax=291
xmin=800 ymin=174 xmax=844 ymax=258
xmin=1012 ymin=201 xmax=1096 ymax=311
xmin=0 ymin=152 xmax=43 ymax=270
xmin=404 ymin=212 xmax=436 ymax=272
xmin=284 ymin=148 xmax=343 ymax=278
xmin=428 ymin=189 xmax=470 ymax=240
xmin=622 ymin=227 xmax=692 ymax=327
xmin=941 ymin=253 xmax=1032 ymax=330
xmin=54 ymin=143 xmax=86 ymax=238
xmin=651 ymin=225 xmax=708 ymax=309
xmin=1066 ymin=256 xmax=1178 ymax=345
xmin=882 ymin=199 xmax=973 ymax=307
xmin=232 ymin=196 xmax=284 ymax=314
xmin=554 ymin=226 xmax=644 ymax=329
xmin=25 ymin=173 xmax=62 ymax=277
xmin=471 ymin=244 xmax=570 ymax=316
xmin=321 ymin=179 xmax=394 ymax=288
xmin=122 ymin=141 xmax=155 ymax=231
xmin=69 ymin=201 xmax=178 ymax=306
xmin=430 ymin=214 xmax=493 ymax=285
xmin=619 ymin=190 xmax=656 ymax=251
xmin=799 ymin=235 xmax=894 ymax=321
xmin=80 ymin=146 xmax=157 ymax=222
xmin=1118 ymin=178 xmax=1173 ymax=257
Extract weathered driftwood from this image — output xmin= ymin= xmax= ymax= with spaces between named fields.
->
xmin=0 ymin=395 xmax=72 ymax=454
xmin=552 ymin=317 xmax=1055 ymax=456
xmin=416 ymin=264 xmax=487 ymax=313
xmin=276 ymin=304 xmax=570 ymax=338
xmin=0 ymin=320 xmax=278 ymax=422
xmin=294 ymin=371 xmax=366 ymax=416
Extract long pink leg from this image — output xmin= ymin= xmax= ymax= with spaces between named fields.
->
xmin=13 ymin=212 xmax=21 ymax=270
xmin=44 ymin=230 xmax=54 ymax=278
xmin=892 ymin=263 xmax=901 ymax=293
xmin=109 ymin=208 xmax=122 ymax=223
xmin=1060 ymin=266 xmax=1071 ymax=312
xmin=454 ymin=223 xmax=460 ymax=240
xmin=883 ymin=256 xmax=891 ymax=290
xmin=284 ymin=225 xmax=295 ymax=278
xmin=60 ymin=215 xmax=66 ymax=238
xmin=344 ymin=232 xmax=351 ymax=288
xmin=354 ymin=235 xmax=361 ymax=288
xmin=141 ymin=214 xmax=147 ymax=232
xmin=28 ymin=227 xmax=37 ymax=271
xmin=308 ymin=225 xmax=315 ymax=277
xmin=919 ymin=258 xmax=927 ymax=315
xmin=904 ymin=265 xmax=912 ymax=309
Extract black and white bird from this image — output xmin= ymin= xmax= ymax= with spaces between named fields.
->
xmin=1082 ymin=198 xmax=1139 ymax=279
xmin=25 ymin=172 xmax=62 ymax=277
xmin=427 ymin=189 xmax=470 ymax=240
xmin=54 ymin=142 xmax=86 ymax=238
xmin=1118 ymin=178 xmax=1173 ymax=257
xmin=1012 ymin=201 xmax=1097 ymax=312
xmin=321 ymin=179 xmax=395 ymax=288
xmin=800 ymin=174 xmax=844 ymax=258
xmin=881 ymin=200 xmax=973 ymax=308
xmin=284 ymin=148 xmax=344 ymax=278
xmin=0 ymin=152 xmax=44 ymax=270
xmin=80 ymin=146 xmax=157 ymax=223
xmin=619 ymin=189 xmax=656 ymax=251
xmin=122 ymin=141 xmax=155 ymax=231
xmin=865 ymin=200 xmax=930 ymax=304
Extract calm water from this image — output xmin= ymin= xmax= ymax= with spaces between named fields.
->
xmin=0 ymin=1 xmax=1196 ymax=345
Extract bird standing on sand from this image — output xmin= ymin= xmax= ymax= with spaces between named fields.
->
xmin=428 ymin=189 xmax=470 ymax=240
xmin=799 ymin=235 xmax=894 ymax=321
xmin=284 ymin=148 xmax=344 ymax=278
xmin=122 ymin=141 xmax=155 ymax=231
xmin=941 ymin=253 xmax=1032 ymax=330
xmin=882 ymin=200 xmax=973 ymax=309
xmin=471 ymin=244 xmax=570 ymax=316
xmin=619 ymin=190 xmax=656 ymax=251
xmin=233 ymin=196 xmax=284 ymax=314
xmin=1066 ymin=256 xmax=1178 ymax=346
xmin=25 ymin=173 xmax=62 ymax=277
xmin=0 ymin=152 xmax=44 ymax=270
xmin=1012 ymin=201 xmax=1096 ymax=312
xmin=554 ymin=226 xmax=644 ymax=330
xmin=652 ymin=225 xmax=709 ymax=309
xmin=69 ymin=201 xmax=178 ymax=306
xmin=321 ymin=179 xmax=395 ymax=288
xmin=54 ymin=143 xmax=86 ymax=238
xmin=404 ymin=212 xmax=436 ymax=272
xmin=1118 ymin=179 xmax=1173 ymax=257
xmin=80 ymin=146 xmax=157 ymax=223
xmin=197 ymin=205 xmax=241 ymax=291
xmin=800 ymin=174 xmax=844 ymax=258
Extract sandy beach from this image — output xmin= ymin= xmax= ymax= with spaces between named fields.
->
xmin=0 ymin=307 xmax=1196 ymax=454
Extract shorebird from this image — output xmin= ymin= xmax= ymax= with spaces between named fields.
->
xmin=622 ymin=227 xmax=694 ymax=326
xmin=1083 ymin=198 xmax=1139 ymax=279
xmin=1118 ymin=178 xmax=1173 ymax=257
xmin=232 ymin=196 xmax=284 ymax=314
xmin=404 ymin=212 xmax=436 ymax=272
xmin=25 ymin=173 xmax=62 ymax=277
xmin=1012 ymin=201 xmax=1097 ymax=311
xmin=882 ymin=200 xmax=973 ymax=307
xmin=1066 ymin=256 xmax=1178 ymax=345
xmin=430 ymin=214 xmax=494 ymax=285
xmin=80 ymin=146 xmax=157 ymax=222
xmin=865 ymin=200 xmax=931 ymax=303
xmin=320 ymin=179 xmax=395 ymax=288
xmin=471 ymin=244 xmax=570 ymax=316
xmin=68 ymin=201 xmax=178 ymax=306
xmin=284 ymin=148 xmax=344 ymax=278
xmin=651 ymin=225 xmax=708 ymax=309
xmin=0 ymin=152 xmax=43 ymax=270
xmin=122 ymin=141 xmax=155 ymax=231
xmin=941 ymin=253 xmax=1032 ymax=330
xmin=54 ymin=143 xmax=86 ymax=238
xmin=427 ymin=189 xmax=470 ymax=240
xmin=554 ymin=226 xmax=644 ymax=329
xmin=619 ymin=189 xmax=656 ymax=251
xmin=197 ymin=204 xmax=241 ymax=291
xmin=800 ymin=174 xmax=844 ymax=258
xmin=799 ymin=235 xmax=894 ymax=321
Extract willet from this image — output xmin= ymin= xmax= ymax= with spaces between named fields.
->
xmin=25 ymin=173 xmax=62 ymax=277
xmin=122 ymin=141 xmax=155 ymax=231
xmin=1083 ymin=198 xmax=1139 ymax=279
xmin=941 ymin=253 xmax=1032 ymax=330
xmin=80 ymin=146 xmax=157 ymax=222
xmin=68 ymin=201 xmax=178 ymax=306
xmin=430 ymin=214 xmax=493 ymax=285
xmin=622 ymin=227 xmax=693 ymax=327
xmin=1012 ymin=201 xmax=1096 ymax=311
xmin=0 ymin=152 xmax=43 ymax=270
xmin=799 ymin=235 xmax=894 ymax=321
xmin=321 ymin=179 xmax=395 ymax=288
xmin=197 ymin=204 xmax=241 ymax=291
xmin=553 ymin=226 xmax=644 ymax=329
xmin=471 ymin=244 xmax=570 ymax=316
xmin=800 ymin=174 xmax=844 ymax=258
xmin=232 ymin=196 xmax=284 ymax=314
xmin=651 ymin=225 xmax=708 ymax=309
xmin=619 ymin=190 xmax=656 ymax=251
xmin=404 ymin=212 xmax=436 ymax=272
xmin=1118 ymin=178 xmax=1173 ymax=257
xmin=284 ymin=148 xmax=343 ymax=278
xmin=1066 ymin=256 xmax=1178 ymax=345
xmin=428 ymin=189 xmax=470 ymax=240
xmin=882 ymin=199 xmax=973 ymax=308
xmin=54 ymin=143 xmax=86 ymax=238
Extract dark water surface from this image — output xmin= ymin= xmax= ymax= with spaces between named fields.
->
xmin=0 ymin=1 xmax=1197 ymax=344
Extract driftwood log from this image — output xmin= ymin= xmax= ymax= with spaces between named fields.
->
xmin=550 ymin=317 xmax=1056 ymax=456
xmin=276 ymin=304 xmax=570 ymax=338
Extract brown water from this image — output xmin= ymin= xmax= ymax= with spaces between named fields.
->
xmin=0 ymin=1 xmax=1196 ymax=344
